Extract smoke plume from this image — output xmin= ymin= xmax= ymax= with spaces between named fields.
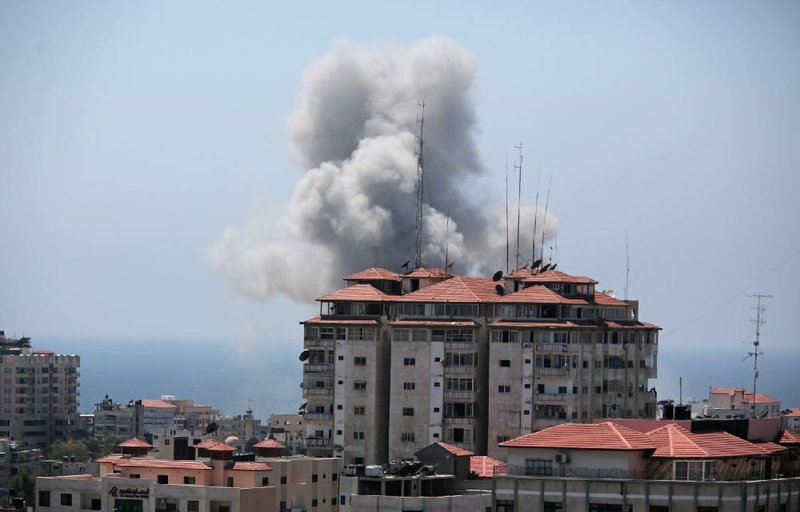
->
xmin=206 ymin=38 xmax=557 ymax=302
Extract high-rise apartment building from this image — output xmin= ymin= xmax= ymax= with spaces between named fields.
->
xmin=0 ymin=332 xmax=80 ymax=448
xmin=301 ymin=268 xmax=659 ymax=464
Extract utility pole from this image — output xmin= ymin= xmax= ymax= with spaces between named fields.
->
xmin=413 ymin=98 xmax=426 ymax=269
xmin=745 ymin=294 xmax=772 ymax=418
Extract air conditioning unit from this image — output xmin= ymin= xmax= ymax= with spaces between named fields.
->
xmin=554 ymin=453 xmax=570 ymax=464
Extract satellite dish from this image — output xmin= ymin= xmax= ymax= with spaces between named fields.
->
xmin=540 ymin=263 xmax=551 ymax=272
xmin=495 ymin=284 xmax=505 ymax=296
xmin=492 ymin=270 xmax=503 ymax=282
xmin=551 ymin=263 xmax=557 ymax=270
xmin=299 ymin=402 xmax=308 ymax=410
xmin=206 ymin=422 xmax=219 ymax=434
xmin=298 ymin=350 xmax=310 ymax=362
xmin=532 ymin=259 xmax=542 ymax=269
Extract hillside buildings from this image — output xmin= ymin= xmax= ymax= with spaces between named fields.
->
xmin=301 ymin=267 xmax=659 ymax=465
xmin=0 ymin=331 xmax=80 ymax=448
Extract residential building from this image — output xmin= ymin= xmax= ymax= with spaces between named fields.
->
xmin=783 ymin=408 xmax=800 ymax=431
xmin=93 ymin=396 xmax=135 ymax=440
xmin=300 ymin=267 xmax=659 ymax=464
xmin=0 ymin=331 xmax=80 ymax=448
xmin=267 ymin=414 xmax=304 ymax=452
xmin=706 ymin=387 xmax=781 ymax=419
xmin=492 ymin=421 xmax=800 ymax=511
xmin=0 ymin=438 xmax=42 ymax=487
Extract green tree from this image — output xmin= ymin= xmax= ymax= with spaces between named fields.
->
xmin=48 ymin=438 xmax=89 ymax=462
xmin=8 ymin=470 xmax=35 ymax=505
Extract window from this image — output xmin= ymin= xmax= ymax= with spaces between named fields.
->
xmin=312 ymin=474 xmax=318 ymax=482
xmin=183 ymin=476 xmax=195 ymax=484
xmin=332 ymin=473 xmax=338 ymax=481
xmin=157 ymin=474 xmax=169 ymax=484
xmin=353 ymin=380 xmax=366 ymax=390
xmin=499 ymin=359 xmax=511 ymax=367
xmin=312 ymin=499 xmax=318 ymax=507
xmin=403 ymin=382 xmax=415 ymax=390
xmin=674 ymin=460 xmax=717 ymax=481
xmin=91 ymin=499 xmax=101 ymax=510
xmin=280 ymin=476 xmax=287 ymax=484
xmin=354 ymin=356 xmax=366 ymax=366
xmin=226 ymin=476 xmax=234 ymax=487
xmin=403 ymin=357 xmax=416 ymax=366
xmin=401 ymin=432 xmax=415 ymax=442
xmin=60 ymin=493 xmax=72 ymax=506
xmin=525 ymin=458 xmax=553 ymax=476
xmin=38 ymin=491 xmax=50 ymax=507
xmin=353 ymin=431 xmax=365 ymax=440
xmin=402 ymin=407 xmax=414 ymax=416
xmin=353 ymin=405 xmax=365 ymax=415
xmin=497 ymin=435 xmax=510 ymax=443
xmin=445 ymin=402 xmax=476 ymax=417
xmin=130 ymin=474 xmax=140 ymax=479
xmin=445 ymin=378 xmax=474 ymax=391
xmin=185 ymin=501 xmax=199 ymax=512
xmin=498 ymin=385 xmax=511 ymax=393
xmin=261 ymin=477 xmax=269 ymax=486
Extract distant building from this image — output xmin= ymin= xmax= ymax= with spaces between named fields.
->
xmin=0 ymin=438 xmax=42 ymax=487
xmin=92 ymin=396 xmax=135 ymax=440
xmin=0 ymin=331 xmax=80 ymax=448
xmin=493 ymin=421 xmax=799 ymax=511
xmin=301 ymin=267 xmax=659 ymax=465
xmin=706 ymin=387 xmax=781 ymax=419
xmin=782 ymin=408 xmax=800 ymax=431
xmin=267 ymin=414 xmax=304 ymax=452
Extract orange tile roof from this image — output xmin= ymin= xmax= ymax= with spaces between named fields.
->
xmin=779 ymin=430 xmax=800 ymax=444
xmin=118 ymin=438 xmax=152 ymax=449
xmin=498 ymin=285 xmax=584 ymax=304
xmin=318 ymin=283 xmax=390 ymax=302
xmin=753 ymin=442 xmax=786 ymax=455
xmin=404 ymin=267 xmax=453 ymax=278
xmin=489 ymin=320 xmax=659 ymax=330
xmin=470 ymin=455 xmax=507 ymax=477
xmin=504 ymin=268 xmax=537 ymax=280
xmin=783 ymin=408 xmax=800 ymax=417
xmin=603 ymin=320 xmax=661 ymax=330
xmin=253 ymin=439 xmax=285 ymax=449
xmin=231 ymin=462 xmax=272 ymax=471
xmin=195 ymin=439 xmax=220 ymax=449
xmin=208 ymin=443 xmax=236 ymax=452
xmin=744 ymin=391 xmax=779 ymax=404
xmin=301 ymin=316 xmax=379 ymax=326
xmin=592 ymin=292 xmax=629 ymax=306
xmin=96 ymin=454 xmax=125 ymax=464
xmin=646 ymin=424 xmax=768 ymax=458
xmin=116 ymin=458 xmax=211 ymax=470
xmin=389 ymin=320 xmax=478 ymax=328
xmin=436 ymin=441 xmax=474 ymax=456
xmin=500 ymin=422 xmax=655 ymax=451
xmin=710 ymin=387 xmax=746 ymax=395
xmin=344 ymin=267 xmax=402 ymax=282
xmin=399 ymin=276 xmax=498 ymax=303
xmin=141 ymin=399 xmax=177 ymax=409
xmin=522 ymin=270 xmax=598 ymax=285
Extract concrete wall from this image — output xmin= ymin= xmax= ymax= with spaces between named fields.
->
xmin=506 ymin=446 xmax=644 ymax=476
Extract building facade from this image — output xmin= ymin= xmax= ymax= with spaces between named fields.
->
xmin=0 ymin=331 xmax=80 ymax=448
xmin=301 ymin=267 xmax=659 ymax=465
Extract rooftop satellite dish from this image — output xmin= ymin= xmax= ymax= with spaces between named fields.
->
xmin=299 ymin=402 xmax=308 ymax=410
xmin=532 ymin=259 xmax=542 ymax=269
xmin=540 ymin=263 xmax=551 ymax=272
xmin=492 ymin=270 xmax=503 ymax=282
xmin=551 ymin=263 xmax=557 ymax=270
xmin=206 ymin=422 xmax=219 ymax=434
xmin=298 ymin=350 xmax=310 ymax=362
xmin=400 ymin=260 xmax=410 ymax=269
xmin=495 ymin=284 xmax=505 ymax=296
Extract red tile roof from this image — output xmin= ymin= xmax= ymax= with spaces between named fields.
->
xmin=389 ymin=320 xmax=478 ymax=328
xmin=195 ymin=439 xmax=220 ymax=449
xmin=141 ymin=399 xmax=177 ymax=409
xmin=253 ymin=439 xmax=285 ymax=449
xmin=318 ymin=284 xmax=390 ymax=302
xmin=783 ymin=408 xmax=800 ymax=417
xmin=231 ymin=462 xmax=272 ymax=471
xmin=96 ymin=454 xmax=125 ymax=464
xmin=744 ymin=391 xmax=779 ymax=404
xmin=344 ymin=267 xmax=402 ymax=282
xmin=710 ymin=387 xmax=746 ymax=395
xmin=646 ymin=424 xmax=768 ymax=458
xmin=753 ymin=442 xmax=786 ymax=455
xmin=500 ymin=422 xmax=654 ymax=451
xmin=489 ymin=320 xmax=659 ymax=330
xmin=602 ymin=320 xmax=661 ymax=330
xmin=521 ymin=270 xmax=598 ymax=285
xmin=498 ymin=285 xmax=583 ymax=304
xmin=115 ymin=458 xmax=211 ymax=470
xmin=301 ymin=316 xmax=379 ymax=326
xmin=404 ymin=267 xmax=453 ymax=278
xmin=399 ymin=276 xmax=498 ymax=303
xmin=779 ymin=430 xmax=800 ymax=444
xmin=592 ymin=292 xmax=629 ymax=306
xmin=470 ymin=455 xmax=507 ymax=477
xmin=118 ymin=438 xmax=152 ymax=449
xmin=207 ymin=443 xmax=236 ymax=452
xmin=436 ymin=441 xmax=474 ymax=456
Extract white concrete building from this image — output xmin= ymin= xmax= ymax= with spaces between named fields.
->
xmin=301 ymin=267 xmax=659 ymax=465
xmin=706 ymin=387 xmax=781 ymax=419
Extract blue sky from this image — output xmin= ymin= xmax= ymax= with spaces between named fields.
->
xmin=1 ymin=2 xmax=798 ymax=409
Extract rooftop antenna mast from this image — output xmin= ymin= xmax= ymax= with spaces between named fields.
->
xmin=413 ymin=97 xmax=426 ymax=269
xmin=514 ymin=142 xmax=523 ymax=269
xmin=744 ymin=293 xmax=772 ymax=418
xmin=505 ymin=152 xmax=510 ymax=274
xmin=531 ymin=160 xmax=541 ymax=268
xmin=540 ymin=176 xmax=552 ymax=263
xmin=444 ymin=192 xmax=452 ymax=272
xmin=624 ymin=231 xmax=630 ymax=300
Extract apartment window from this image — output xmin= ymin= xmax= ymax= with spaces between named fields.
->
xmin=433 ymin=381 xmax=440 ymax=387
xmin=130 ymin=474 xmax=140 ymax=479
xmin=446 ymin=378 xmax=474 ymax=391
xmin=332 ymin=474 xmax=338 ymax=481
xmin=559 ymin=386 xmax=568 ymax=394
xmin=187 ymin=501 xmax=199 ymax=512
xmin=499 ymin=359 xmax=511 ymax=367
xmin=524 ymin=383 xmax=531 ymax=389
xmin=354 ymin=457 xmax=365 ymax=465
xmin=338 ymin=355 xmax=344 ymax=360
xmin=226 ymin=477 xmax=234 ymax=487
xmin=280 ymin=501 xmax=287 ymax=512
xmin=312 ymin=499 xmax=318 ymax=507
xmin=403 ymin=382 xmax=415 ymax=390
xmin=261 ymin=477 xmax=269 ymax=486
xmin=60 ymin=493 xmax=72 ymax=506
xmin=353 ymin=405 xmax=365 ymax=415
xmin=354 ymin=356 xmax=366 ymax=366
xmin=403 ymin=357 xmax=416 ymax=366
xmin=337 ymin=404 xmax=343 ymax=410
xmin=312 ymin=474 xmax=318 ymax=482
xmin=433 ymin=407 xmax=440 ymax=413
xmin=674 ymin=460 xmax=717 ymax=481
xmin=183 ymin=476 xmax=195 ymax=484
xmin=157 ymin=475 xmax=169 ymax=484
xmin=38 ymin=491 xmax=50 ymax=507
xmin=498 ymin=385 xmax=511 ymax=393
xmin=497 ymin=435 xmax=510 ymax=443
xmin=401 ymin=432 xmax=415 ymax=442
xmin=402 ymin=407 xmax=414 ymax=416
xmin=353 ymin=380 xmax=367 ymax=390
xmin=524 ymin=458 xmax=553 ymax=476
xmin=446 ymin=352 xmax=476 ymax=366
xmin=525 ymin=358 xmax=531 ymax=364
xmin=280 ymin=476 xmax=287 ymax=484
xmin=353 ymin=431 xmax=365 ymax=440
xmin=91 ymin=499 xmax=101 ymax=510
xmin=336 ymin=429 xmax=342 ymax=435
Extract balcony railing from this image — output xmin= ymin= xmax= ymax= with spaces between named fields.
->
xmin=536 ymin=367 xmax=569 ymax=377
xmin=444 ymin=390 xmax=475 ymax=400
xmin=303 ymin=388 xmax=333 ymax=396
xmin=535 ymin=343 xmax=572 ymax=353
xmin=303 ymin=364 xmax=333 ymax=373
xmin=305 ymin=437 xmax=331 ymax=447
xmin=505 ymin=465 xmax=646 ymax=480
xmin=535 ymin=393 xmax=567 ymax=402
xmin=444 ymin=366 xmax=476 ymax=375
xmin=305 ymin=338 xmax=335 ymax=348
xmin=302 ymin=413 xmax=332 ymax=422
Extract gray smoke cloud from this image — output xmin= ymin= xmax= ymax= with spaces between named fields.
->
xmin=206 ymin=38 xmax=557 ymax=302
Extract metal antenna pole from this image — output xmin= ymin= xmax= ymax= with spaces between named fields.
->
xmin=514 ymin=142 xmax=523 ymax=270
xmin=746 ymin=294 xmax=772 ymax=417
xmin=624 ymin=231 xmax=630 ymax=301
xmin=505 ymin=152 xmax=509 ymax=274
xmin=413 ymin=98 xmax=426 ymax=269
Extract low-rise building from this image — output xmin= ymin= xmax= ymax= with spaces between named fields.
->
xmin=782 ymin=407 xmax=800 ymax=431
xmin=706 ymin=387 xmax=781 ymax=419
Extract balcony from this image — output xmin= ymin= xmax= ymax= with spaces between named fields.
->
xmin=506 ymin=465 xmax=645 ymax=480
xmin=533 ymin=418 xmax=565 ymax=428
xmin=536 ymin=343 xmax=572 ymax=353
xmin=303 ymin=364 xmax=333 ymax=374
xmin=305 ymin=338 xmax=335 ymax=349
xmin=303 ymin=388 xmax=333 ymax=396
xmin=536 ymin=367 xmax=569 ymax=377
xmin=444 ymin=366 xmax=476 ymax=375
xmin=445 ymin=341 xmax=474 ymax=350
xmin=535 ymin=393 xmax=567 ymax=403
xmin=305 ymin=437 xmax=331 ymax=447
xmin=444 ymin=390 xmax=475 ymax=400
xmin=302 ymin=412 xmax=332 ymax=422
xmin=443 ymin=417 xmax=476 ymax=425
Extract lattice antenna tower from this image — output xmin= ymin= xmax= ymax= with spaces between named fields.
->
xmin=514 ymin=142 xmax=523 ymax=269
xmin=744 ymin=293 xmax=772 ymax=418
xmin=624 ymin=231 xmax=630 ymax=300
xmin=413 ymin=97 xmax=426 ymax=269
